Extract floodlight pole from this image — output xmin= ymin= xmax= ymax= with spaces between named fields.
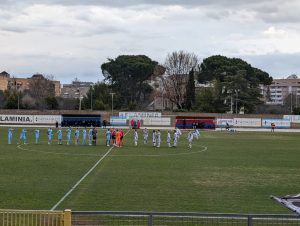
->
xmin=90 ymin=85 xmax=93 ymax=111
xmin=110 ymin=92 xmax=115 ymax=116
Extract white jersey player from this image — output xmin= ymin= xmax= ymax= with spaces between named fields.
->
xmin=152 ymin=130 xmax=157 ymax=147
xmin=134 ymin=129 xmax=138 ymax=146
xmin=167 ymin=131 xmax=171 ymax=147
xmin=173 ymin=130 xmax=178 ymax=147
xmin=143 ymin=128 xmax=149 ymax=144
xmin=175 ymin=127 xmax=182 ymax=138
xmin=193 ymin=129 xmax=200 ymax=139
xmin=156 ymin=130 xmax=161 ymax=148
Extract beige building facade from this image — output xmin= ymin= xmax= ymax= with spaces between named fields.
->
xmin=0 ymin=71 xmax=61 ymax=96
xmin=267 ymin=75 xmax=300 ymax=105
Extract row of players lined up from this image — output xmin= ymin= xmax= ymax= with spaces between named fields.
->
xmin=7 ymin=127 xmax=201 ymax=148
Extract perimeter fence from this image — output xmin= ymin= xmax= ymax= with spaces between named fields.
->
xmin=72 ymin=211 xmax=300 ymax=226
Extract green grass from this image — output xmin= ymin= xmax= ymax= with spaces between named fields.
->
xmin=0 ymin=127 xmax=299 ymax=214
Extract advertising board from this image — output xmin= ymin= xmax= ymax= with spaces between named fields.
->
xmin=233 ymin=118 xmax=261 ymax=127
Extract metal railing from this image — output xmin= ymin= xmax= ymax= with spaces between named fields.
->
xmin=72 ymin=211 xmax=300 ymax=226
xmin=0 ymin=209 xmax=71 ymax=226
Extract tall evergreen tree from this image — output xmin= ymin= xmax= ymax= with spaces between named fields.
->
xmin=185 ymin=68 xmax=195 ymax=110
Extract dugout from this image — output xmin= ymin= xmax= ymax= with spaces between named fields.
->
xmin=61 ymin=114 xmax=102 ymax=127
xmin=175 ymin=116 xmax=215 ymax=129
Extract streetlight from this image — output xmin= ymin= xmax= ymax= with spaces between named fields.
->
xmin=90 ymin=85 xmax=93 ymax=111
xmin=110 ymin=92 xmax=115 ymax=115
xmin=235 ymin=89 xmax=239 ymax=114
xmin=79 ymin=94 xmax=83 ymax=111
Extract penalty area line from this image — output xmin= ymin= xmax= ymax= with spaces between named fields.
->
xmin=50 ymin=130 xmax=130 ymax=210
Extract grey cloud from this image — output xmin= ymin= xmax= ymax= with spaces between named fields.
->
xmin=1 ymin=26 xmax=28 ymax=33
xmin=0 ymin=0 xmax=278 ymax=7
xmin=243 ymin=53 xmax=300 ymax=77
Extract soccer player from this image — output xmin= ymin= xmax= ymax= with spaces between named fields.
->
xmin=187 ymin=131 xmax=194 ymax=149
xmin=134 ymin=129 xmax=138 ymax=146
xmin=66 ymin=127 xmax=71 ymax=145
xmin=92 ymin=127 xmax=97 ymax=146
xmin=8 ymin=128 xmax=13 ymax=145
xmin=173 ymin=130 xmax=178 ymax=147
xmin=175 ymin=127 xmax=182 ymax=139
xmin=193 ymin=129 xmax=200 ymax=140
xmin=152 ymin=130 xmax=157 ymax=147
xmin=167 ymin=130 xmax=171 ymax=148
xmin=19 ymin=128 xmax=27 ymax=144
xmin=35 ymin=128 xmax=40 ymax=144
xmin=47 ymin=127 xmax=53 ymax=145
xmin=120 ymin=129 xmax=124 ymax=147
xmin=115 ymin=129 xmax=121 ymax=147
xmin=271 ymin=122 xmax=276 ymax=132
xmin=105 ymin=129 xmax=111 ymax=147
xmin=82 ymin=128 xmax=87 ymax=145
xmin=88 ymin=128 xmax=93 ymax=146
xmin=74 ymin=128 xmax=80 ymax=145
xmin=156 ymin=130 xmax=161 ymax=148
xmin=57 ymin=128 xmax=63 ymax=145
xmin=143 ymin=128 xmax=148 ymax=144
xmin=111 ymin=129 xmax=116 ymax=145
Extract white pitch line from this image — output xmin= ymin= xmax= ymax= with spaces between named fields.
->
xmin=17 ymin=143 xmax=207 ymax=157
xmin=50 ymin=130 xmax=130 ymax=210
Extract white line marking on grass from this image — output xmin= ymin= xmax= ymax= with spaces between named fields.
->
xmin=50 ymin=130 xmax=130 ymax=210
xmin=17 ymin=143 xmax=208 ymax=157
xmin=110 ymin=145 xmax=208 ymax=157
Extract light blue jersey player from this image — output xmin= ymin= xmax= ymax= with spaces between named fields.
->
xmin=88 ymin=128 xmax=93 ymax=146
xmin=66 ymin=127 xmax=71 ymax=145
xmin=82 ymin=128 xmax=87 ymax=145
xmin=35 ymin=128 xmax=40 ymax=144
xmin=106 ymin=129 xmax=111 ymax=147
xmin=8 ymin=128 xmax=13 ymax=144
xmin=57 ymin=128 xmax=63 ymax=145
xmin=74 ymin=128 xmax=80 ymax=145
xmin=19 ymin=128 xmax=27 ymax=144
xmin=187 ymin=131 xmax=194 ymax=149
xmin=47 ymin=128 xmax=53 ymax=145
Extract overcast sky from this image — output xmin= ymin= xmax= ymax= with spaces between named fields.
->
xmin=1 ymin=0 xmax=300 ymax=83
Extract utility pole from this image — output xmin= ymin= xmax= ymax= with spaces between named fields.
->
xmin=110 ymin=92 xmax=115 ymax=116
xmin=90 ymin=85 xmax=93 ymax=111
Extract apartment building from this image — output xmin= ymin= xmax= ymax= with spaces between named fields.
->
xmin=267 ymin=74 xmax=300 ymax=105
xmin=61 ymin=79 xmax=94 ymax=99
xmin=0 ymin=71 xmax=61 ymax=96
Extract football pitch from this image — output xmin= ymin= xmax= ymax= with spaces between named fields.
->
xmin=0 ymin=127 xmax=299 ymax=214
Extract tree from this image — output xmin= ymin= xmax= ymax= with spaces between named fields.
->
xmin=162 ymin=51 xmax=199 ymax=109
xmin=22 ymin=94 xmax=36 ymax=109
xmin=45 ymin=97 xmax=59 ymax=110
xmin=197 ymin=55 xmax=272 ymax=113
xmin=83 ymin=82 xmax=112 ymax=110
xmin=184 ymin=69 xmax=195 ymax=110
xmin=0 ymin=90 xmax=7 ymax=108
xmin=195 ymin=88 xmax=215 ymax=112
xmin=28 ymin=74 xmax=56 ymax=109
xmin=101 ymin=55 xmax=156 ymax=108
xmin=5 ymin=91 xmax=21 ymax=109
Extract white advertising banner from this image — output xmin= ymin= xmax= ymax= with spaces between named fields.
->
xmin=262 ymin=118 xmax=291 ymax=128
xmin=33 ymin=115 xmax=62 ymax=124
xmin=0 ymin=115 xmax=34 ymax=124
xmin=143 ymin=117 xmax=171 ymax=126
xmin=110 ymin=117 xmax=127 ymax=126
xmin=216 ymin=118 xmax=234 ymax=126
xmin=119 ymin=112 xmax=161 ymax=119
xmin=233 ymin=118 xmax=261 ymax=127
xmin=283 ymin=115 xmax=300 ymax=123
